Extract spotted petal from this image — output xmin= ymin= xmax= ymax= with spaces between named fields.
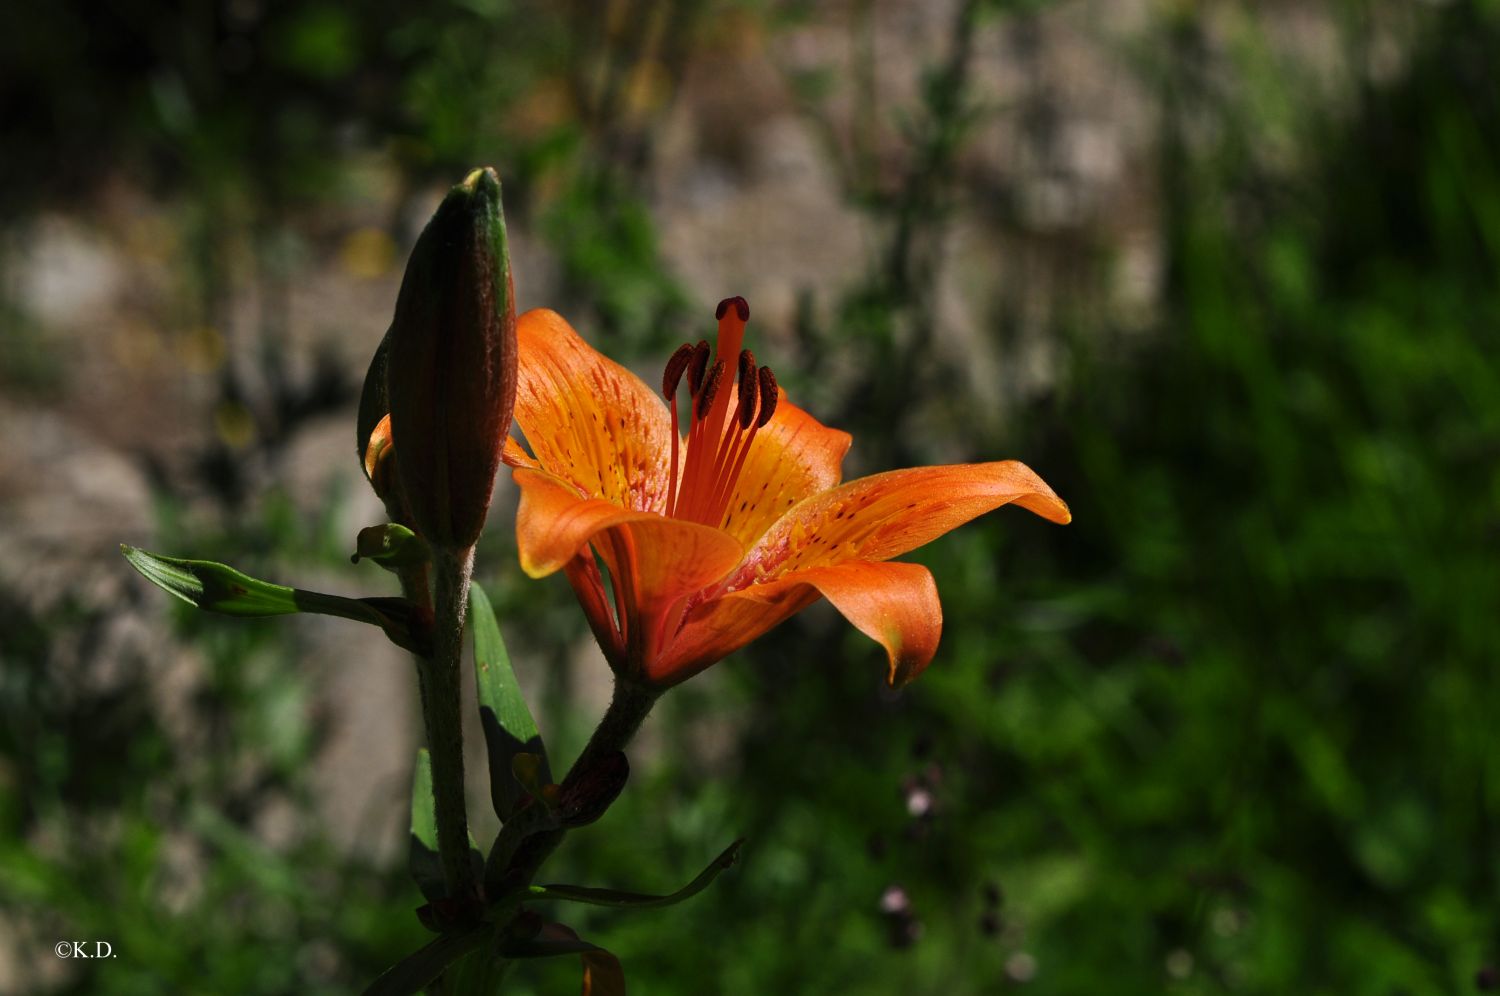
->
xmin=731 ymin=461 xmax=1070 ymax=585
xmin=508 ymin=308 xmax=674 ymax=512
xmin=717 ymin=389 xmax=852 ymax=547
xmin=512 ymin=468 xmax=743 ymax=654
xmin=651 ymin=560 xmax=942 ymax=686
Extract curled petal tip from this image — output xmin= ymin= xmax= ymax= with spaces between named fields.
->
xmin=1020 ymin=492 xmax=1071 ymax=525
xmin=888 ymin=655 xmax=925 ymax=689
xmin=517 ymin=549 xmax=562 ymax=581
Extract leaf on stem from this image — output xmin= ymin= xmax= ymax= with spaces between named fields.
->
xmin=581 ymin=948 xmax=627 ymax=996
xmin=470 ymin=581 xmax=550 ymax=821
xmin=409 ymin=749 xmax=486 ymax=910
xmin=502 ymin=922 xmax=626 ymax=996
xmin=359 ymin=922 xmax=492 ymax=996
xmin=528 ymin=839 xmax=744 ymax=911
xmin=120 ymin=545 xmax=431 ymax=655
xmin=409 ymin=749 xmax=444 ymax=903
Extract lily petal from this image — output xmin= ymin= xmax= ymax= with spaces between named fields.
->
xmin=732 ymin=461 xmax=1070 ymax=584
xmin=502 ymin=434 xmax=537 ymax=469
xmin=513 ymin=465 xmax=743 ymax=611
xmin=509 ymin=308 xmax=674 ymax=512
xmin=718 ymin=388 xmax=852 ymax=546
xmin=651 ymin=560 xmax=941 ymax=686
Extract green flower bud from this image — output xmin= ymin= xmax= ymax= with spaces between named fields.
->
xmin=386 ymin=167 xmax=517 ymax=550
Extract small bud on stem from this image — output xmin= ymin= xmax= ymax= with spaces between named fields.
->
xmin=387 ymin=167 xmax=517 ymax=551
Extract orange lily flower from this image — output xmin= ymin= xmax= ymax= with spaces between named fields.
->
xmin=502 ymin=297 xmax=1070 ymax=688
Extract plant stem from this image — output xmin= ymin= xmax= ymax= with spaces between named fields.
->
xmin=424 ymin=544 xmax=477 ymax=900
xmin=486 ymin=677 xmax=659 ymax=885
xmin=565 ymin=676 xmax=658 ymax=785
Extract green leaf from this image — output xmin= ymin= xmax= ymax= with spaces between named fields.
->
xmin=408 ymin=750 xmax=444 ymax=903
xmin=470 ymin=582 xmax=550 ymax=822
xmin=528 ymin=839 xmax=744 ymax=911
xmin=581 ymin=948 xmax=627 ymax=996
xmin=121 ymin=545 xmax=431 ymax=655
xmin=408 ymin=749 xmax=486 ymax=906
xmin=501 ymin=923 xmax=626 ymax=996
xmin=359 ymin=923 xmax=492 ymax=996
xmin=440 ymin=947 xmax=512 ymax=995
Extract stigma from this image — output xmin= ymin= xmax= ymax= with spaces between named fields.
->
xmin=661 ymin=297 xmax=778 ymax=527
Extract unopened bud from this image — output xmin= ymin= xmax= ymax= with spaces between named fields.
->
xmin=363 ymin=414 xmax=402 ymax=510
xmin=387 ymin=167 xmax=517 ymax=549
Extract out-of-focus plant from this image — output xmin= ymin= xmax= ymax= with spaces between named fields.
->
xmin=122 ymin=165 xmax=1068 ymax=992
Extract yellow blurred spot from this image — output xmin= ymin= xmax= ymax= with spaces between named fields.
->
xmin=177 ymin=325 xmax=225 ymax=373
xmin=339 ymin=227 xmax=396 ymax=279
xmin=624 ymin=60 xmax=671 ymax=117
xmin=214 ymin=401 xmax=256 ymax=450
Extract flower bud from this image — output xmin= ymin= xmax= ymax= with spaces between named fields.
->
xmin=362 ymin=413 xmax=402 ymax=510
xmin=386 ymin=167 xmax=517 ymax=550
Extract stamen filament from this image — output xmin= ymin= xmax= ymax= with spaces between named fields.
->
xmin=657 ymin=299 xmax=776 ymax=528
xmin=667 ymin=393 xmax=681 ymax=517
xmin=705 ymin=418 xmax=761 ymax=527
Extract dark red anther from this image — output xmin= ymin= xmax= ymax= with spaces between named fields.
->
xmin=687 ymin=340 xmax=711 ymax=394
xmin=715 ymin=296 xmax=750 ymax=322
xmin=737 ymin=349 xmax=756 ymax=386
xmin=662 ymin=343 xmax=695 ymax=400
xmin=756 ymin=367 xmax=779 ymax=427
xmin=736 ymin=350 xmax=759 ymax=430
xmin=697 ymin=361 xmax=725 ymax=418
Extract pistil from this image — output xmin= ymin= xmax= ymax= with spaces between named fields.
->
xmin=659 ymin=298 xmax=779 ymax=528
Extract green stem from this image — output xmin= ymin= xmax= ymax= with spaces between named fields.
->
xmin=564 ymin=677 xmax=659 ymax=785
xmin=392 ymin=677 xmax=657 ymax=992
xmin=485 ymin=677 xmax=658 ymax=886
xmin=423 ymin=545 xmax=478 ymax=901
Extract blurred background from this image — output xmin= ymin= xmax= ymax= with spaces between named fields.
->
xmin=2 ymin=0 xmax=1498 ymax=992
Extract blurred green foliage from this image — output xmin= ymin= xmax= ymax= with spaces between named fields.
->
xmin=3 ymin=1 xmax=1500 ymax=994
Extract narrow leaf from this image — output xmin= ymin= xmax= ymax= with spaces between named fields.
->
xmin=360 ymin=923 xmax=491 ymax=996
xmin=409 ymin=750 xmax=486 ymax=909
xmin=582 ymin=949 xmax=626 ymax=996
xmin=502 ymin=934 xmax=602 ymax=959
xmin=409 ymin=750 xmax=444 ymax=903
xmin=441 ymin=947 xmax=513 ymax=995
xmin=528 ymin=839 xmax=744 ymax=911
xmin=502 ymin=923 xmax=625 ymax=996
xmin=470 ymin=582 xmax=550 ymax=821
